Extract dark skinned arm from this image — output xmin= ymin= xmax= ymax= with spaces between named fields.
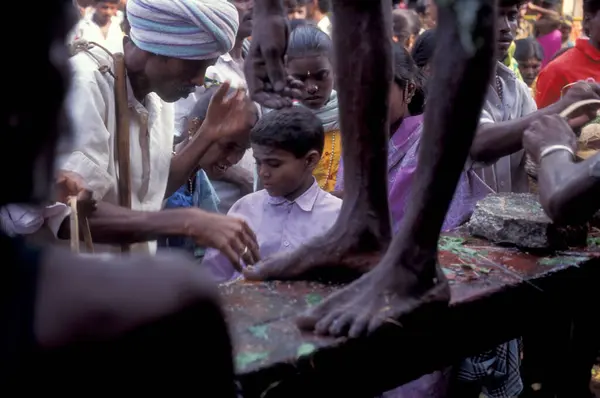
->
xmin=165 ymin=129 xmax=214 ymax=198
xmin=538 ymin=151 xmax=600 ymax=224
xmin=470 ymin=101 xmax=563 ymax=163
xmin=208 ymin=165 xmax=254 ymax=195
xmin=58 ymin=202 xmax=192 ymax=244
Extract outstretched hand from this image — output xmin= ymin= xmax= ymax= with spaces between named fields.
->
xmin=523 ymin=115 xmax=577 ymax=164
xmin=558 ymin=81 xmax=600 ymax=128
xmin=244 ymin=10 xmax=303 ymax=108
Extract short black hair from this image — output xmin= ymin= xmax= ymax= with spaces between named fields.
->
xmin=94 ymin=0 xmax=120 ymax=3
xmin=514 ymin=37 xmax=545 ymax=62
xmin=251 ymin=107 xmax=325 ymax=157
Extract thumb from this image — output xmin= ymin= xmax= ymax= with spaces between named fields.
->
xmin=242 ymin=263 xmax=269 ymax=281
xmin=210 ymin=81 xmax=232 ymax=105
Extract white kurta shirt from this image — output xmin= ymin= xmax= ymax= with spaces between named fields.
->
xmin=62 ymin=47 xmax=174 ymax=254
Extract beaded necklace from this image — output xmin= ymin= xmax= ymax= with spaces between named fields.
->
xmin=320 ymin=131 xmax=337 ymax=189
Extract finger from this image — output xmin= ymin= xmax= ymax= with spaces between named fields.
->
xmin=263 ymin=46 xmax=287 ymax=93
xmin=222 ymin=245 xmax=243 ymax=272
xmin=568 ymin=114 xmax=593 ymax=129
xmin=240 ymin=224 xmax=260 ymax=262
xmin=211 ymin=81 xmax=232 ymax=104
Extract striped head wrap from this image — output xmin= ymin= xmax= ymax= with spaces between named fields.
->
xmin=127 ymin=0 xmax=239 ymax=60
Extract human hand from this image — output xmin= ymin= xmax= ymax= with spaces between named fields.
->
xmin=243 ymin=11 xmax=304 ymax=108
xmin=200 ymin=81 xmax=253 ymax=142
xmin=558 ymin=81 xmax=600 ymax=127
xmin=523 ymin=115 xmax=577 ymax=164
xmin=56 ymin=170 xmax=93 ymax=203
xmin=186 ymin=209 xmax=260 ymax=270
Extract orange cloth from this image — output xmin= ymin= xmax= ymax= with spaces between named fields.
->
xmin=535 ymin=38 xmax=600 ymax=109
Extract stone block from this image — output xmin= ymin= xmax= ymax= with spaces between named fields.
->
xmin=467 ymin=193 xmax=588 ymax=249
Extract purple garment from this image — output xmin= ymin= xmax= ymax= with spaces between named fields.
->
xmin=388 ymin=126 xmax=491 ymax=233
xmin=336 ymin=115 xmax=491 ymax=233
xmin=537 ymin=29 xmax=562 ymax=67
xmin=335 ymin=116 xmax=425 ymax=192
xmin=201 ymin=179 xmax=342 ymax=283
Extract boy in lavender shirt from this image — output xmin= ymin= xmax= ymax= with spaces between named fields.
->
xmin=202 ymin=107 xmax=342 ymax=283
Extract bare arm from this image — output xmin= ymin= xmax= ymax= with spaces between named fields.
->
xmin=58 ymin=202 xmax=192 ymax=244
xmin=166 ymin=130 xmax=214 ymax=198
xmin=538 ymin=151 xmax=600 ymax=224
xmin=470 ymin=102 xmax=562 ymax=163
xmin=208 ymin=165 xmax=254 ymax=195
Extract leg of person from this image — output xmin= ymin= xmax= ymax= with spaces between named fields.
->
xmin=243 ymin=0 xmax=395 ymax=282
xmin=296 ymin=0 xmax=497 ymax=337
xmin=31 ymin=249 xmax=237 ymax=396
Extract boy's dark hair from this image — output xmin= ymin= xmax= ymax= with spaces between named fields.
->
xmin=251 ymin=107 xmax=325 ymax=157
xmin=514 ymin=37 xmax=545 ymax=62
xmin=95 ymin=0 xmax=120 ymax=3
xmin=287 ymin=25 xmax=333 ymax=60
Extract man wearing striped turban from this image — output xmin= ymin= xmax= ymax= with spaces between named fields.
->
xmin=59 ymin=0 xmax=261 ymax=264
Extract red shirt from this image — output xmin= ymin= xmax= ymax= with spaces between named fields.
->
xmin=535 ymin=38 xmax=600 ymax=109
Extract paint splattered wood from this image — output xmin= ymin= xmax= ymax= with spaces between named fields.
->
xmin=222 ymin=230 xmax=600 ymax=397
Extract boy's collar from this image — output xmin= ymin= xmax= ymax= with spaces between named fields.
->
xmin=267 ymin=178 xmax=320 ymax=212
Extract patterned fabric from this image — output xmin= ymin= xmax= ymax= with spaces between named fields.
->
xmin=456 ymin=340 xmax=524 ymax=398
xmin=159 ymin=169 xmax=220 ymax=259
xmin=127 ymin=0 xmax=239 ymax=60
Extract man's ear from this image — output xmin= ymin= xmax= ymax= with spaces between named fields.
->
xmin=305 ymin=149 xmax=321 ymax=171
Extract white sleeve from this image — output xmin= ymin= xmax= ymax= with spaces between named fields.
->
xmin=60 ymin=74 xmax=116 ymax=201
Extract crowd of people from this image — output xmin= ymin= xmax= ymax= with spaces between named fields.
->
xmin=2 ymin=0 xmax=600 ymax=396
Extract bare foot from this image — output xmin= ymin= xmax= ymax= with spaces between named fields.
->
xmin=243 ymin=220 xmax=389 ymax=282
xmin=296 ymin=256 xmax=450 ymax=338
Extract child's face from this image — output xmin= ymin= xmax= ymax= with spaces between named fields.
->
xmin=517 ymin=57 xmax=542 ymax=87
xmin=253 ymin=144 xmax=319 ymax=199
xmin=287 ymin=55 xmax=334 ymax=110
xmin=94 ymin=2 xmax=119 ymax=25
xmin=288 ymin=5 xmax=307 ymax=19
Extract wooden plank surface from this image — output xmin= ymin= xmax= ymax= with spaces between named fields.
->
xmin=221 ymin=229 xmax=600 ymax=397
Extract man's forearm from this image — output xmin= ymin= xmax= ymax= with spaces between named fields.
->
xmin=539 ymin=152 xmax=600 ymax=224
xmin=470 ymin=102 xmax=562 ymax=163
xmin=58 ymin=202 xmax=192 ymax=244
xmin=167 ymin=130 xmax=215 ymax=197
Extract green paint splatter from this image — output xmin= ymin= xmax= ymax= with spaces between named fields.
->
xmin=305 ymin=293 xmax=322 ymax=306
xmin=236 ymin=352 xmax=269 ymax=370
xmin=248 ymin=325 xmax=269 ymax=340
xmin=439 ymin=236 xmax=479 ymax=262
xmin=538 ymin=256 xmax=589 ymax=267
xmin=296 ymin=343 xmax=316 ymax=358
xmin=587 ymin=237 xmax=600 ymax=247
